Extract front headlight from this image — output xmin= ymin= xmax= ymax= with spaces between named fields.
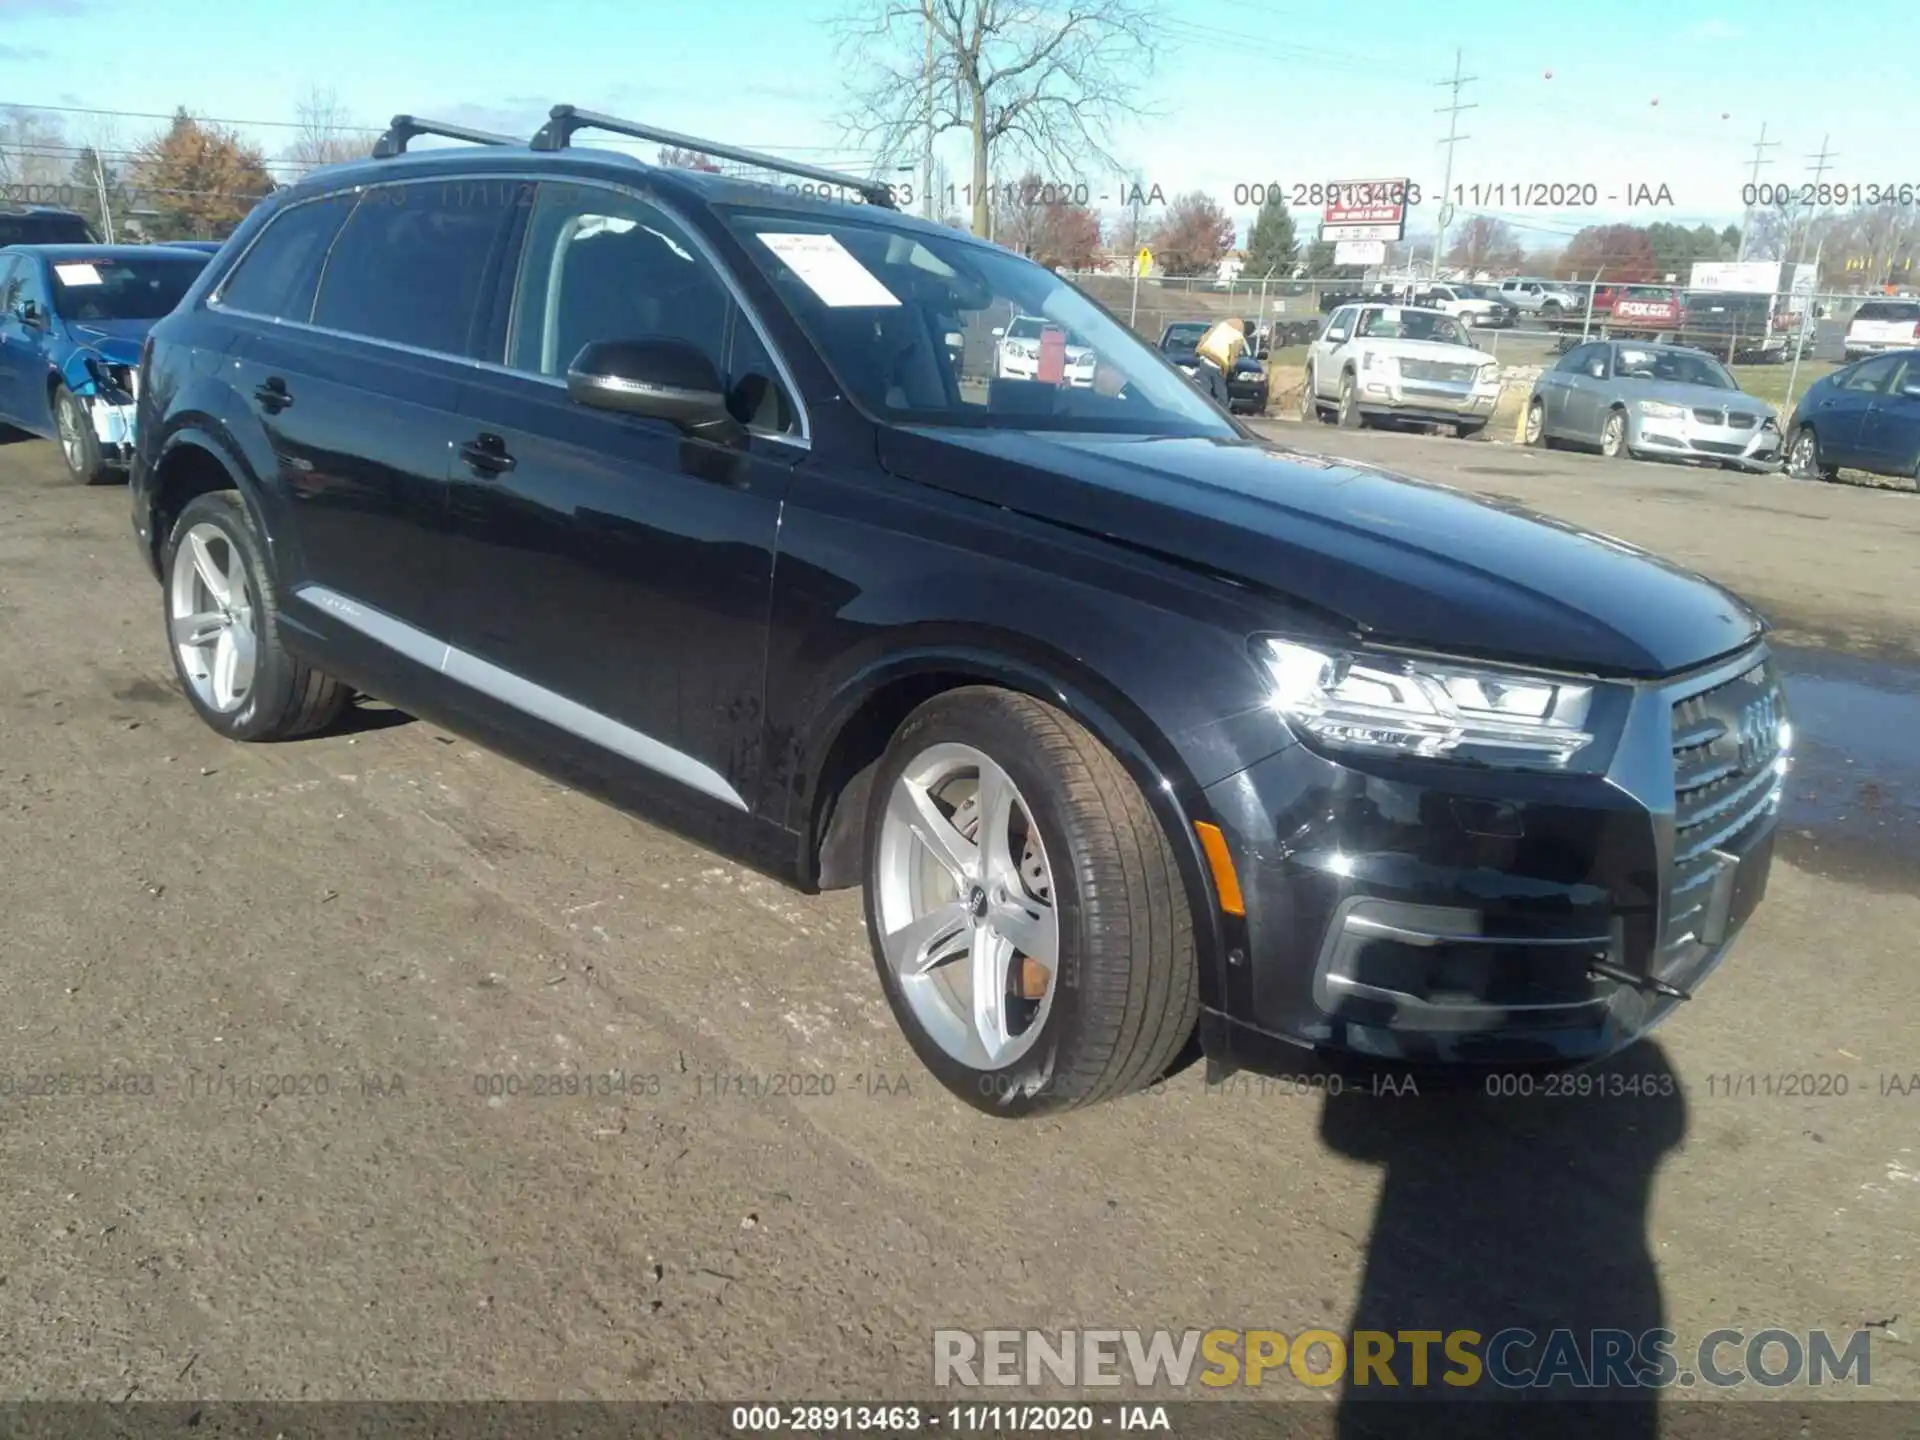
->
xmin=1258 ymin=638 xmax=1602 ymax=769
xmin=1361 ymin=351 xmax=1394 ymax=371
xmin=1638 ymin=400 xmax=1688 ymax=420
xmin=1477 ymin=362 xmax=1499 ymax=384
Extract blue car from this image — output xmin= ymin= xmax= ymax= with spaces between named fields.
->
xmin=0 ymin=243 xmax=211 ymax=483
xmin=1785 ymin=348 xmax=1920 ymax=486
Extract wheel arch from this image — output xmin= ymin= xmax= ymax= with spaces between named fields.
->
xmin=145 ymin=427 xmax=274 ymax=577
xmin=798 ymin=639 xmax=1231 ymax=1013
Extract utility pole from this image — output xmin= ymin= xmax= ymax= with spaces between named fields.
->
xmin=1735 ymin=120 xmax=1778 ymax=261
xmin=1431 ymin=48 xmax=1476 ymax=281
xmin=921 ymin=0 xmax=935 ymax=220
xmin=1795 ymin=134 xmax=1836 ymax=272
xmin=91 ymin=148 xmax=115 ymax=244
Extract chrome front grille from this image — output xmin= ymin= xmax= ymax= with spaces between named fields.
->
xmin=1726 ymin=412 xmax=1757 ymax=429
xmin=1663 ymin=658 xmax=1786 ymax=953
xmin=1401 ymin=359 xmax=1476 ymax=382
xmin=1692 ymin=407 xmax=1726 ymax=425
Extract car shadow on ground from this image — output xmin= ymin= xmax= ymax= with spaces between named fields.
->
xmin=335 ymin=695 xmax=417 ymax=735
xmin=1322 ymin=1040 xmax=1685 ymax=1439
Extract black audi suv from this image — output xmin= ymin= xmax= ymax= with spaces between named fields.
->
xmin=128 ymin=107 xmax=1791 ymax=1115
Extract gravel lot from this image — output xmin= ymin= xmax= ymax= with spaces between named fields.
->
xmin=1 ymin=426 xmax=1914 ymax=1419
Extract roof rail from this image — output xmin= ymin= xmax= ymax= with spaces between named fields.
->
xmin=372 ymin=115 xmax=518 ymax=159
xmin=529 ymin=104 xmax=898 ymax=210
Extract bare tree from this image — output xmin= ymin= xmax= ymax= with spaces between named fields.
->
xmin=1444 ymin=215 xmax=1523 ymax=275
xmin=0 ymin=106 xmax=70 ymax=189
xmin=285 ymin=86 xmax=365 ymax=176
xmin=836 ymin=0 xmax=1161 ymax=239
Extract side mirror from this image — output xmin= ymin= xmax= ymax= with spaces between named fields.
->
xmin=18 ymin=300 xmax=47 ymax=329
xmin=1902 ymin=382 xmax=1920 ymax=400
xmin=566 ymin=338 xmax=740 ymax=443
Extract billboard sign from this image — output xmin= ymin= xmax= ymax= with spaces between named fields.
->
xmin=1320 ymin=179 xmax=1411 ymax=241
xmin=1333 ymin=239 xmax=1387 ymax=266
xmin=1689 ymin=260 xmax=1788 ymax=294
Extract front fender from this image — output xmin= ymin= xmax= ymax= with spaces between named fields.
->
xmin=798 ymin=636 xmax=1241 ymax=1014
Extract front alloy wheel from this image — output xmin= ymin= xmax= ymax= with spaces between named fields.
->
xmin=1524 ymin=398 xmax=1546 ymax=446
xmin=875 ymin=742 xmax=1060 ymax=1073
xmin=55 ymin=387 xmax=110 ymax=485
xmin=863 ymin=688 xmax=1199 ymax=1115
xmin=1337 ymin=373 xmax=1364 ymax=429
xmin=1299 ymin=367 xmax=1321 ymax=422
xmin=1787 ymin=428 xmax=1831 ymax=481
xmin=1601 ymin=410 xmax=1629 ymax=458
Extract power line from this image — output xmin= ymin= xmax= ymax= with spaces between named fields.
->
xmin=1431 ymin=49 xmax=1476 ymax=276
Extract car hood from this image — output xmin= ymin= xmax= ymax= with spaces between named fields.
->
xmin=1354 ymin=338 xmax=1496 ymax=366
xmin=1611 ymin=378 xmax=1776 ymax=417
xmin=65 ymin=319 xmax=152 ymax=363
xmin=878 ymin=428 xmax=1762 ymax=677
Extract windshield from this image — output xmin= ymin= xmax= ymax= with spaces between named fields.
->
xmin=722 ymin=208 xmax=1233 ymax=437
xmin=1355 ymin=307 xmax=1470 ymax=345
xmin=1613 ymin=346 xmax=1736 ymax=389
xmin=1160 ymin=322 xmax=1208 ymax=349
xmin=50 ymin=254 xmax=208 ymax=321
xmin=1455 ymin=285 xmax=1498 ymax=300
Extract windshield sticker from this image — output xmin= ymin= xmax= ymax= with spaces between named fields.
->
xmin=54 ymin=262 xmax=104 ymax=286
xmin=757 ymin=232 xmax=900 ymax=308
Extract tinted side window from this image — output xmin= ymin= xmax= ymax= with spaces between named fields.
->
xmin=312 ymin=182 xmax=513 ymax=355
xmin=1556 ymin=344 xmax=1597 ymax=373
xmin=1843 ymin=357 xmax=1897 ymax=391
xmin=506 ymin=182 xmax=729 ymax=379
xmin=726 ymin=313 xmax=797 ymax=435
xmin=216 ymin=193 xmax=355 ymax=321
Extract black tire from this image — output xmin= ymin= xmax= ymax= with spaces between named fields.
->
xmin=1455 ymin=421 xmax=1486 ymax=440
xmin=1600 ymin=408 xmax=1631 ymax=460
xmin=1299 ymin=366 xmax=1323 ymax=423
xmin=161 ymin=491 xmax=352 ymax=741
xmin=862 ymin=687 xmax=1199 ymax=1117
xmin=1787 ymin=426 xmax=1837 ymax=482
xmin=1336 ymin=371 xmax=1364 ymax=429
xmin=1524 ymin=398 xmax=1551 ymax=448
xmin=53 ymin=386 xmax=111 ymax=485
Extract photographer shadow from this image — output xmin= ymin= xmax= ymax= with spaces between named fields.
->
xmin=1322 ymin=1040 xmax=1687 ymax=1440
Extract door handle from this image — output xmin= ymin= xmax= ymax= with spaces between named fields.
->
xmin=458 ymin=433 xmax=516 ymax=475
xmin=253 ymin=377 xmax=292 ymax=412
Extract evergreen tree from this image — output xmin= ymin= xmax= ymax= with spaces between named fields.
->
xmin=1243 ymin=194 xmax=1299 ymax=277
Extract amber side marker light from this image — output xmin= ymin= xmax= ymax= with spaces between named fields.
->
xmin=1193 ymin=822 xmax=1246 ymax=917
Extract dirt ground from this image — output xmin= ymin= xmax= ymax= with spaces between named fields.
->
xmin=0 ymin=429 xmax=1915 ymax=1417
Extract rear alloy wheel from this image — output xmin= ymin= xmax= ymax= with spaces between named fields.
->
xmin=1524 ymin=398 xmax=1547 ymax=447
xmin=54 ymin=386 xmax=110 ymax=485
xmin=1787 ymin=427 xmax=1835 ymax=482
xmin=162 ymin=492 xmax=351 ymax=741
xmin=1600 ymin=409 xmax=1630 ymax=459
xmin=864 ymin=687 xmax=1198 ymax=1116
xmin=1337 ymin=372 xmax=1364 ymax=429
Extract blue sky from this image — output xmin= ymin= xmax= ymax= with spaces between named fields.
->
xmin=2 ymin=0 xmax=1912 ymax=246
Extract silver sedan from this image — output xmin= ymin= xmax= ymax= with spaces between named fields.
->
xmin=1525 ymin=340 xmax=1783 ymax=471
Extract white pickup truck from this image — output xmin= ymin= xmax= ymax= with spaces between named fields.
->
xmin=1496 ymin=276 xmax=1583 ymax=322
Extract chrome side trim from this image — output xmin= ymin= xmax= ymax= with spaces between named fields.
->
xmin=1345 ymin=915 xmax=1613 ymax=950
xmin=295 ymin=584 xmax=749 ymax=811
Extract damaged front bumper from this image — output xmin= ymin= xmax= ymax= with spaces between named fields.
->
xmin=69 ymin=354 xmax=140 ymax=467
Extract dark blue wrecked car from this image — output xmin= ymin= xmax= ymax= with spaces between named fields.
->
xmin=0 ymin=244 xmax=211 ymax=483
